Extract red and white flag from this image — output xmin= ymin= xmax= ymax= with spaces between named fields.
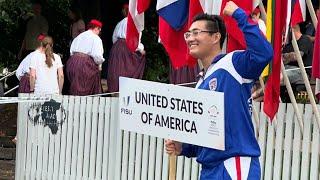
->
xmin=126 ymin=0 xmax=150 ymax=52
xmin=158 ymin=0 xmax=263 ymax=67
xmin=290 ymin=0 xmax=306 ymax=26
xmin=137 ymin=0 xmax=151 ymax=14
xmin=157 ymin=0 xmax=194 ymax=68
xmin=221 ymin=0 xmax=253 ymax=52
xmin=263 ymin=0 xmax=288 ymax=122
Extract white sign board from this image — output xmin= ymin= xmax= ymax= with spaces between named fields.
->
xmin=119 ymin=77 xmax=225 ymax=150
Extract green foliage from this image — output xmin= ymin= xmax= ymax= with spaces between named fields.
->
xmin=0 ymin=0 xmax=170 ymax=82
xmin=43 ymin=0 xmax=70 ymax=62
xmin=142 ymin=7 xmax=169 ymax=83
xmin=0 ymin=0 xmax=70 ymax=72
xmin=0 ymin=0 xmax=31 ymax=70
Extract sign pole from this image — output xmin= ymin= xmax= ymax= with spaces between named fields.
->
xmin=169 ymin=155 xmax=177 ymax=180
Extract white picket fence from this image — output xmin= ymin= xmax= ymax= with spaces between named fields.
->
xmin=15 ymin=94 xmax=320 ymax=180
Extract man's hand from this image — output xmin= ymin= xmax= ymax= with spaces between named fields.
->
xmin=165 ymin=139 xmax=182 ymax=156
xmin=223 ymin=1 xmax=239 ymax=16
xmin=252 ymin=87 xmax=264 ymax=102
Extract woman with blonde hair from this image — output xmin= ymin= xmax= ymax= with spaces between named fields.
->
xmin=29 ymin=36 xmax=64 ymax=95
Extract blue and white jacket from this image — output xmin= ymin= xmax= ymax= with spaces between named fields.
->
xmin=181 ymin=8 xmax=273 ymax=169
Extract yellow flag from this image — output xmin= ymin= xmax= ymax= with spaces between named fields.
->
xmin=261 ymin=0 xmax=273 ymax=77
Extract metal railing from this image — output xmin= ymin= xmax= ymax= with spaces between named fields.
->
xmin=4 ymin=85 xmax=19 ymax=96
xmin=0 ymin=70 xmax=16 ymax=82
xmin=0 ymin=69 xmax=18 ymax=96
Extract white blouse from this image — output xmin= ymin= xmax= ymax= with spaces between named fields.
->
xmin=16 ymin=50 xmax=37 ymax=80
xmin=112 ymin=17 xmax=127 ymax=43
xmin=30 ymin=51 xmax=63 ymax=95
xmin=112 ymin=17 xmax=144 ymax=51
xmin=70 ymin=30 xmax=105 ymax=65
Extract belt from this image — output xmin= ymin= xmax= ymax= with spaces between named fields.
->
xmin=73 ymin=52 xmax=90 ymax=57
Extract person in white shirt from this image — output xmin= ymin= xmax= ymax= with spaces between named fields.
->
xmin=107 ymin=4 xmax=146 ymax=92
xmin=66 ymin=19 xmax=104 ymax=95
xmin=29 ymin=36 xmax=64 ymax=95
xmin=16 ymin=34 xmax=46 ymax=93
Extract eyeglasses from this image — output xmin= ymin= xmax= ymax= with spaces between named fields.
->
xmin=184 ymin=29 xmax=215 ymax=40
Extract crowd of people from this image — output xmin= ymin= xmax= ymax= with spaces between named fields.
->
xmin=251 ymin=8 xmax=318 ymax=103
xmin=15 ymin=2 xmax=318 ymax=102
xmin=15 ymin=2 xmax=146 ymax=96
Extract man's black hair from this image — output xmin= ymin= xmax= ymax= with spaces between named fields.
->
xmin=192 ymin=13 xmax=226 ymax=48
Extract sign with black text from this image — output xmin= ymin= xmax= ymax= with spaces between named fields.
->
xmin=119 ymin=77 xmax=225 ymax=150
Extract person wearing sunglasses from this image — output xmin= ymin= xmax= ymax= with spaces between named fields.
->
xmin=165 ymin=1 xmax=273 ymax=179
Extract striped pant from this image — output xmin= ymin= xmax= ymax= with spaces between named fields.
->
xmin=200 ymin=156 xmax=260 ymax=180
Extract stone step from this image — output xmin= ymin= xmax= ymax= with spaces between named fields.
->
xmin=0 ymin=137 xmax=16 ymax=148
xmin=0 ymin=160 xmax=15 ymax=180
xmin=0 ymin=147 xmax=15 ymax=160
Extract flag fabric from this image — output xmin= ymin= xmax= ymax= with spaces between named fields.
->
xmin=158 ymin=0 xmax=256 ymax=68
xmin=137 ymin=0 xmax=151 ymax=14
xmin=222 ymin=0 xmax=253 ymax=52
xmin=189 ymin=0 xmax=223 ymax=18
xmin=157 ymin=0 xmax=189 ymax=30
xmin=126 ymin=0 xmax=150 ymax=52
xmin=312 ymin=11 xmax=320 ymax=99
xmin=290 ymin=0 xmax=306 ymax=26
xmin=157 ymin=0 xmax=193 ymax=68
xmin=263 ymin=0 xmax=288 ymax=121
xmin=188 ymin=0 xmax=203 ymax=26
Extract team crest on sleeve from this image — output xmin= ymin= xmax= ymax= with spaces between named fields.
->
xmin=209 ymin=78 xmax=217 ymax=91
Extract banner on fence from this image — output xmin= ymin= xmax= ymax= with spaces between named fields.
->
xmin=119 ymin=77 xmax=225 ymax=150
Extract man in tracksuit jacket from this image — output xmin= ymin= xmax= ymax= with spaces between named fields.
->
xmin=165 ymin=1 xmax=273 ymax=179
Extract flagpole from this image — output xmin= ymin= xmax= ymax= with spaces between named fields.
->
xmin=258 ymin=1 xmax=267 ymax=23
xmin=248 ymin=76 xmax=264 ymax=131
xmin=306 ymin=0 xmax=318 ymax=28
xmin=281 ymin=62 xmax=304 ymax=133
xmin=257 ymin=12 xmax=266 ymax=95
xmin=250 ymin=2 xmax=269 ymax=131
xmin=258 ymin=1 xmax=267 ymax=90
xmin=251 ymin=103 xmax=260 ymax=134
xmin=291 ymin=31 xmax=320 ymax=129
